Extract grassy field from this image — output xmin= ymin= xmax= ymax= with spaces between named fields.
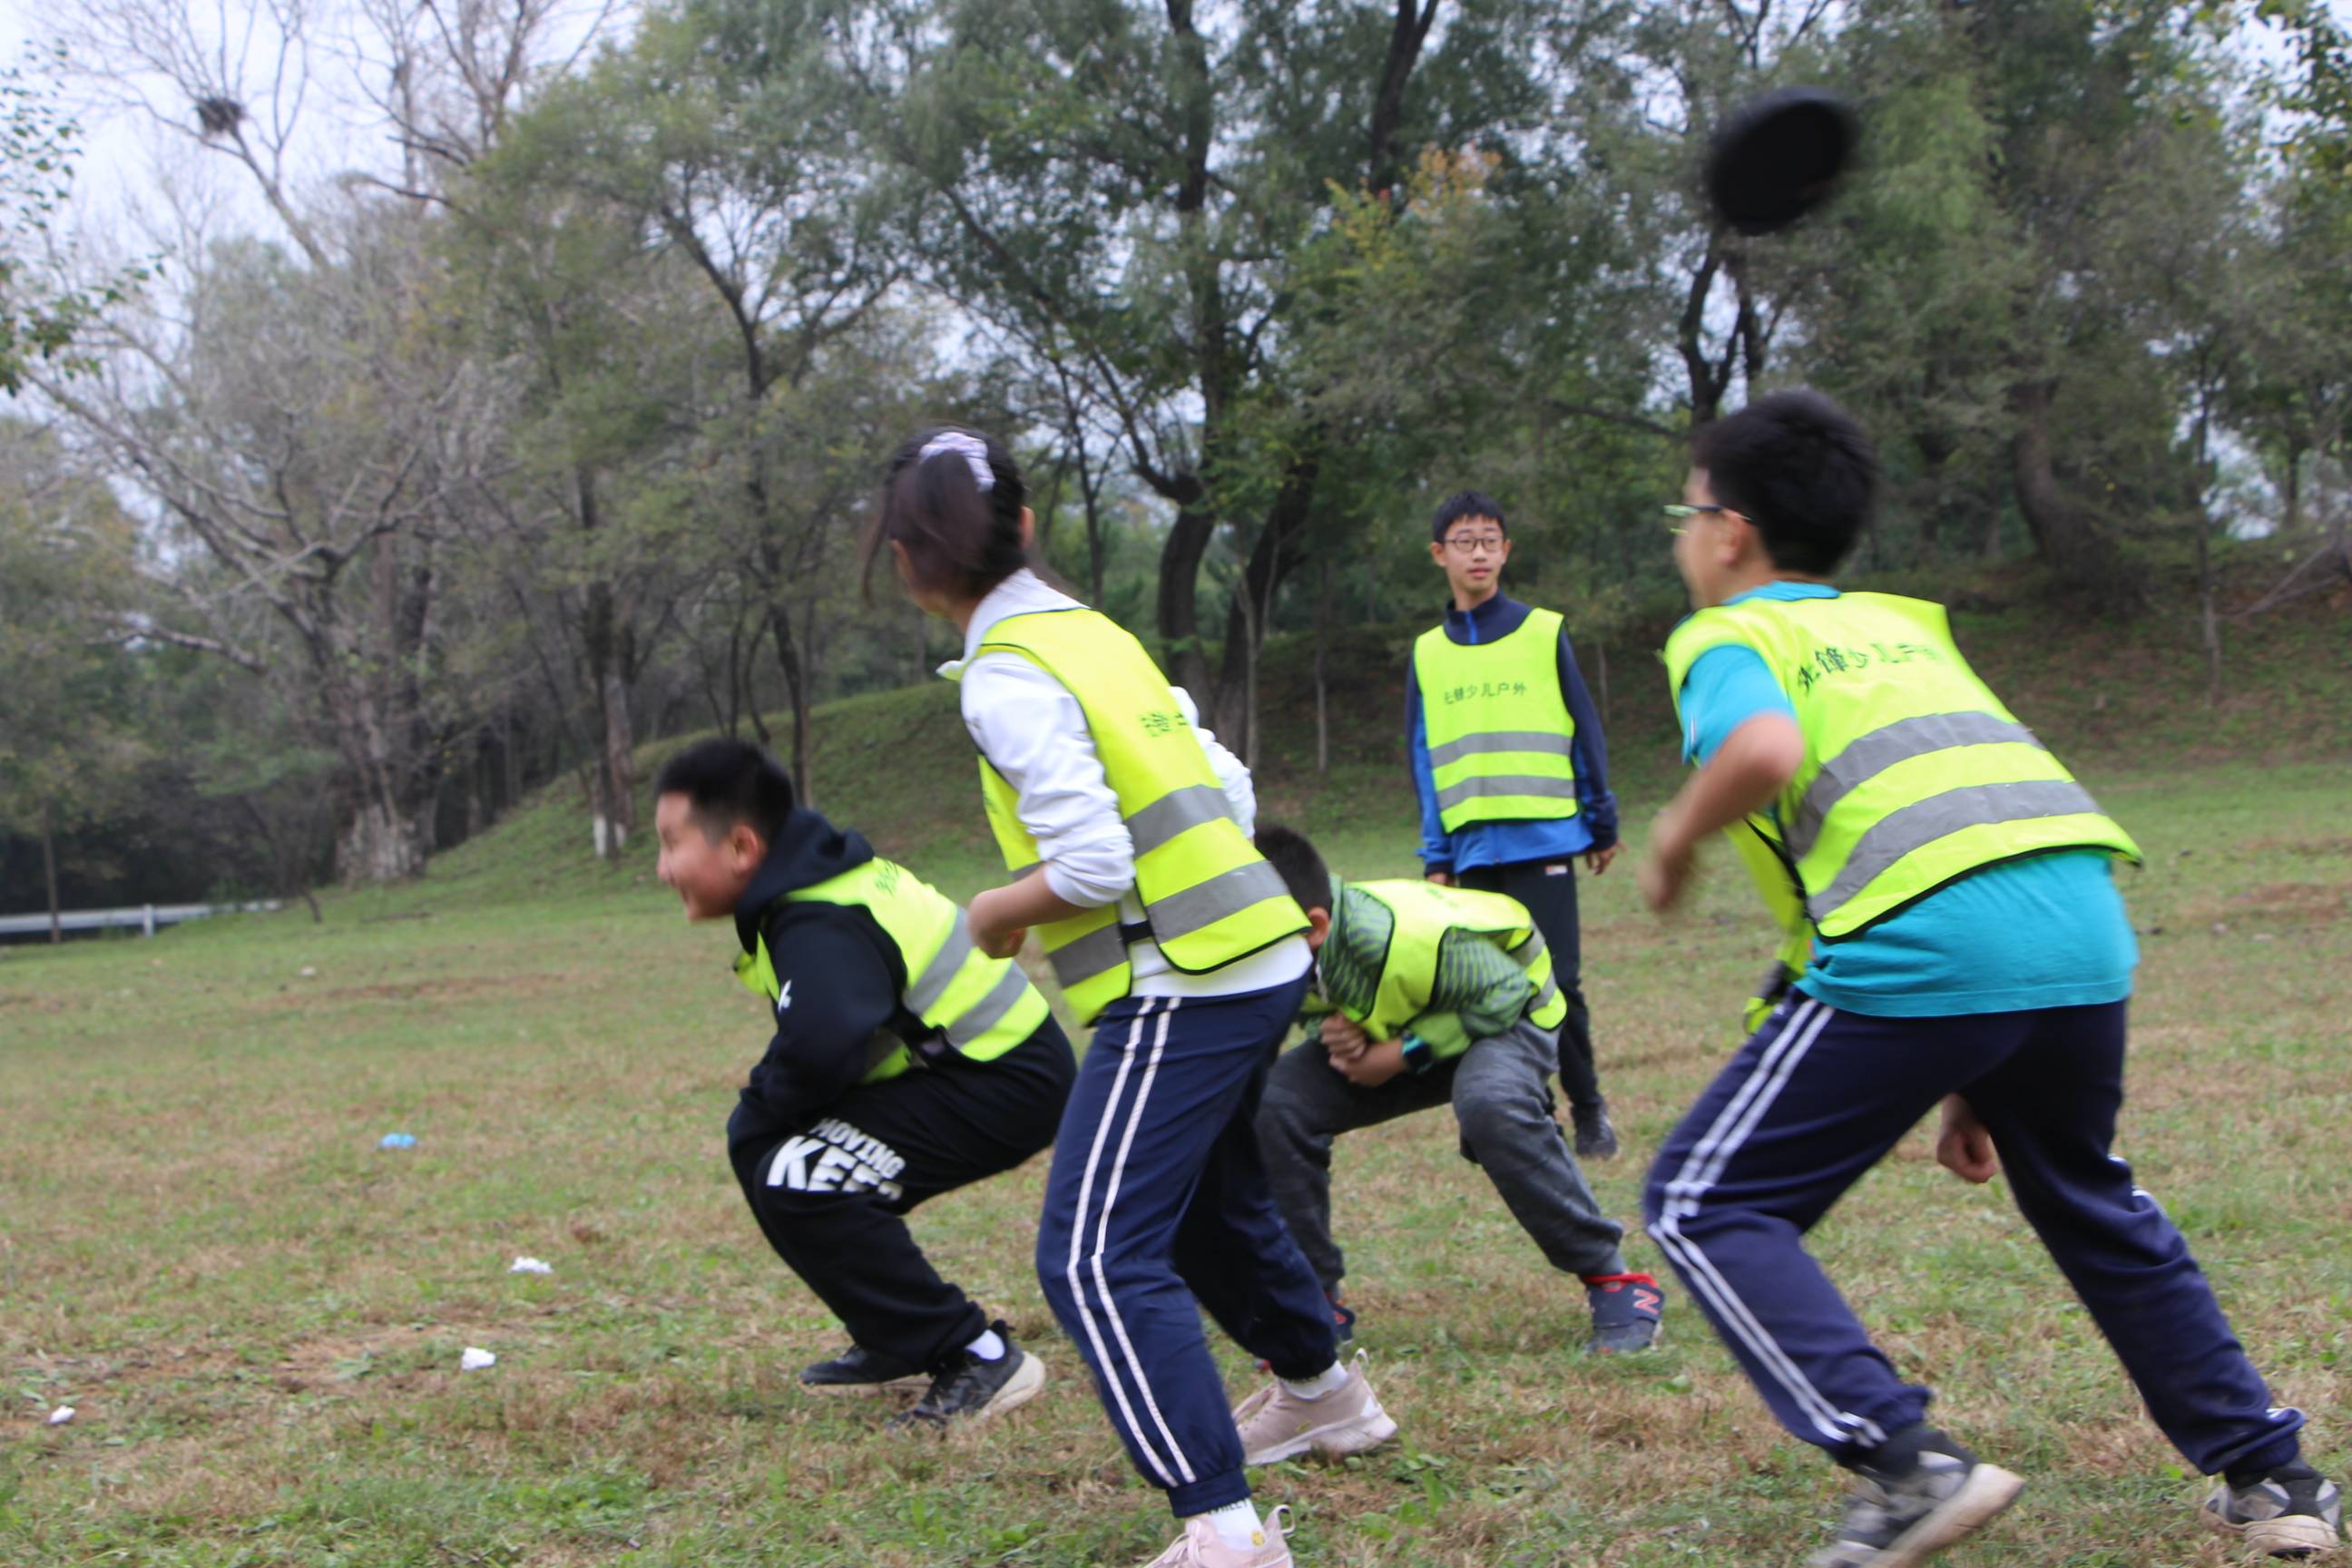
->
xmin=5 ymin=567 xmax=2349 ymax=1567
xmin=5 ymin=748 xmax=2347 ymax=1567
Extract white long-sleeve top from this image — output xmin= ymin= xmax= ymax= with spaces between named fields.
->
xmin=944 ymin=568 xmax=1309 ymax=999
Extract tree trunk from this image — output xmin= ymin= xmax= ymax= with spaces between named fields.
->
xmin=765 ymin=593 xmax=814 ymax=808
xmin=1206 ymin=460 xmax=1319 ymax=750
xmin=1158 ymin=508 xmax=1219 ymax=705
xmin=41 ymin=798 xmax=60 ymax=945
xmin=2007 ymin=377 xmax=2133 ymax=597
xmin=1314 ymin=557 xmax=1333 ymax=775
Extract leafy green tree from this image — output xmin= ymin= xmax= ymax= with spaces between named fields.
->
xmin=0 ymin=425 xmax=145 ymax=935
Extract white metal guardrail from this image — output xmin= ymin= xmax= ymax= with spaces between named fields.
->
xmin=0 ymin=900 xmax=282 ymax=938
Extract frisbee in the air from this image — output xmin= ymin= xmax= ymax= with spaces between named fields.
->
xmin=1706 ymin=88 xmax=1859 ymax=236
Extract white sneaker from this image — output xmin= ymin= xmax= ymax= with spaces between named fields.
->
xmin=1232 ymin=1350 xmax=1398 ymax=1465
xmin=1142 ymin=1504 xmax=1295 ymax=1567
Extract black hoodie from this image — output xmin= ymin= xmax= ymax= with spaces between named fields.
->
xmin=727 ymin=808 xmax=926 ymax=1143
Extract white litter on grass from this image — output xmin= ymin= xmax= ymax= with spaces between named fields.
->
xmin=46 ymin=1406 xmax=74 ymax=1426
xmin=299 ymin=965 xmax=318 ymax=978
xmin=459 ymin=1348 xmax=497 ymax=1372
xmin=508 ymin=1256 xmax=554 ymax=1275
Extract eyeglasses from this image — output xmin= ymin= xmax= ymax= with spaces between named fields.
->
xmin=1661 ymin=502 xmax=1730 ymax=535
xmin=1442 ymin=534 xmax=1506 ymax=554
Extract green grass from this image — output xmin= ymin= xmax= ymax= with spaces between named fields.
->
xmin=3 ymin=564 xmax=2347 ymax=1566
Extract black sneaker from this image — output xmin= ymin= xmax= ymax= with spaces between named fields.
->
xmin=799 ymin=1342 xmax=928 ymax=1396
xmin=888 ymin=1322 xmax=1047 ymax=1429
xmin=1583 ymin=1272 xmax=1665 ymax=1353
xmin=1572 ymin=1101 xmax=1621 ymax=1161
xmin=1808 ymin=1429 xmax=2024 ymax=1568
xmin=2203 ymin=1461 xmax=2343 ymax=1558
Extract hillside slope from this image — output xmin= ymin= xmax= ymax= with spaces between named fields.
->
xmin=356 ymin=560 xmax=2350 ymax=915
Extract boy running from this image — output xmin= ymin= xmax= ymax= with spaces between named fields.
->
xmin=1251 ymin=825 xmax=1665 ymax=1356
xmin=1409 ymin=492 xmax=1622 ymax=1158
xmin=652 ymin=738 xmax=1074 ymax=1426
xmin=1638 ymin=390 xmax=2339 ymax=1566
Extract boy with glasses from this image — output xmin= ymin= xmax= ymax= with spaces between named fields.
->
xmin=1639 ymin=390 xmax=2336 ymax=1566
xmin=1406 ymin=492 xmax=1622 ymax=1171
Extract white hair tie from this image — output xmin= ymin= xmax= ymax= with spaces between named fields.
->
xmin=918 ymin=431 xmax=995 ymax=492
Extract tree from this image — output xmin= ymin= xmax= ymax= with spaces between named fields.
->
xmin=0 ymin=425 xmax=145 ymax=935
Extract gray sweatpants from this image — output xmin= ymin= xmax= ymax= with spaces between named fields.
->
xmin=1256 ymin=1017 xmax=1627 ymax=1295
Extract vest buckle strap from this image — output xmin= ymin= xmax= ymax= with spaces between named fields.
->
xmin=1808 ymin=778 xmax=2110 ymax=922
xmin=1426 ymin=729 xmax=1576 ymax=769
xmin=1787 ymin=711 xmax=2044 ymax=862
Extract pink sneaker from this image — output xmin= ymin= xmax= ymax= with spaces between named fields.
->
xmin=1142 ymin=1504 xmax=1295 ymax=1567
xmin=1231 ymin=1351 xmax=1398 ymax=1465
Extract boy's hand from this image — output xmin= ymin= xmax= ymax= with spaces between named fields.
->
xmin=1936 ymin=1094 xmax=2000 ymax=1184
xmin=965 ymin=887 xmax=1028 ymax=960
xmin=1330 ymin=1037 xmax=1406 ymax=1087
xmin=1425 ymin=869 xmax=1454 ymax=887
xmin=1319 ymin=1014 xmax=1371 ymax=1061
xmin=1585 ymin=844 xmax=1619 ymax=876
xmin=1639 ymin=808 xmax=1700 ymax=913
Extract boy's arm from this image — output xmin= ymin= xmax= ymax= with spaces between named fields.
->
xmin=1414 ymin=927 xmax=1534 ymax=1055
xmin=1405 ymin=651 xmax=1455 ymax=877
xmin=1640 ymin=713 xmax=1804 ymax=914
xmin=742 ymin=906 xmax=907 ymax=1122
xmin=1555 ymin=628 xmax=1618 ymax=856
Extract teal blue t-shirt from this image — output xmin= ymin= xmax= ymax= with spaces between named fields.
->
xmin=1676 ymin=583 xmax=2136 ymax=1018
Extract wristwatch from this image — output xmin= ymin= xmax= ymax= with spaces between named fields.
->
xmin=1399 ymin=1033 xmax=1437 ymax=1076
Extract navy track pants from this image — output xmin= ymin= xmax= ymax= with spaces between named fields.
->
xmin=1035 ymin=980 xmax=1339 ymax=1518
xmin=1642 ymin=996 xmax=2302 ymax=1475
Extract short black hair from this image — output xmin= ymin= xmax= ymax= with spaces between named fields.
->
xmin=654 ymin=738 xmax=795 ymax=844
xmin=1690 ymin=390 xmax=1878 ymax=574
xmin=1254 ymin=823 xmax=1333 ymax=917
xmin=1430 ymin=490 xmax=1507 ymax=544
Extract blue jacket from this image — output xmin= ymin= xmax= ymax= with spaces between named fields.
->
xmin=1406 ymin=593 xmax=1618 ymax=874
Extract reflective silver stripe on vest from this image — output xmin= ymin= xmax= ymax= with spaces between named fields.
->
xmin=1788 ymin=712 xmax=2044 ymax=862
xmin=1808 ymin=779 xmax=2109 ymax=922
xmin=1529 ymin=973 xmax=1561 ymax=1014
xmin=1435 ymin=774 xmax=1580 ymax=813
xmin=908 ymin=915 xmax=977 ymax=1015
xmin=1125 ymin=784 xmax=1236 ymax=857
xmin=1145 ymin=858 xmax=1294 ymax=944
xmin=1048 ymin=921 xmax=1129 ymax=990
xmin=1506 ymin=931 xmax=1550 ymax=968
xmin=1426 ymin=730 xmax=1575 ymax=770
xmin=943 ymin=964 xmax=1032 ymax=1048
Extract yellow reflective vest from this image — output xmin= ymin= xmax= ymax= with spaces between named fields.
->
xmin=1661 ymin=590 xmax=2140 ymax=945
xmin=975 ymin=607 xmax=1307 ymax=1025
xmin=1414 ymin=607 xmax=1579 ymax=833
xmin=1342 ymin=878 xmax=1570 ymax=1049
xmin=734 ymin=856 xmax=1050 ymax=1082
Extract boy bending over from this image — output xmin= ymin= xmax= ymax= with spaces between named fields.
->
xmin=653 ymin=739 xmax=1074 ymax=1426
xmin=1251 ymin=825 xmax=1665 ymax=1366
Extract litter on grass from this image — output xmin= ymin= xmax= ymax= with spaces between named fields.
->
xmin=378 ymin=1132 xmax=417 ymax=1150
xmin=509 ymin=1257 xmax=553 ymax=1275
xmin=46 ymin=1406 xmax=74 ymax=1426
xmin=459 ymin=1348 xmax=496 ymax=1371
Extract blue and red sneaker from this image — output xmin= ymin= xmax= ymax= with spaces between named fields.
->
xmin=1583 ymin=1271 xmax=1665 ymax=1353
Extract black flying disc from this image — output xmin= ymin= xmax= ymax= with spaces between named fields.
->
xmin=1706 ymin=88 xmax=1858 ymax=236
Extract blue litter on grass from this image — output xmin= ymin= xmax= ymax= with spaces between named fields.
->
xmin=378 ymin=1132 xmax=417 ymax=1150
